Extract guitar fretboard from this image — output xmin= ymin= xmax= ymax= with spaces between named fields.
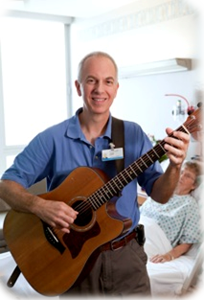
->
xmin=88 ymin=125 xmax=188 ymax=210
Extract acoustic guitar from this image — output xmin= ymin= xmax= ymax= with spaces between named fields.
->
xmin=3 ymin=107 xmax=202 ymax=296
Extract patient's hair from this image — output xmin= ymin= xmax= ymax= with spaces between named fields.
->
xmin=183 ymin=160 xmax=200 ymax=176
xmin=183 ymin=161 xmax=203 ymax=186
xmin=193 ymin=157 xmax=204 ymax=175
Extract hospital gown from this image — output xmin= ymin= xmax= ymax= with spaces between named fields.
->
xmin=140 ymin=194 xmax=201 ymax=247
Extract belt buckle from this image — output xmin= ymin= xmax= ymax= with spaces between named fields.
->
xmin=110 ymin=240 xmax=123 ymax=251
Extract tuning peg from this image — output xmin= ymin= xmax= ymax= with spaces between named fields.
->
xmin=197 ymin=102 xmax=203 ymax=107
xmin=187 ymin=106 xmax=195 ymax=115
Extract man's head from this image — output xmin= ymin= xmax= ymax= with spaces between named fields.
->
xmin=75 ymin=52 xmax=119 ymax=117
xmin=77 ymin=51 xmax=118 ymax=83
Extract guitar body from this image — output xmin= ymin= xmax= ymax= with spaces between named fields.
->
xmin=3 ymin=167 xmax=132 ymax=296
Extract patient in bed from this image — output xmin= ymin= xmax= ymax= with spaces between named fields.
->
xmin=140 ymin=160 xmax=202 ymax=264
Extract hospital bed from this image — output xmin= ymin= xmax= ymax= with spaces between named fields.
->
xmin=140 ymin=176 xmax=203 ymax=297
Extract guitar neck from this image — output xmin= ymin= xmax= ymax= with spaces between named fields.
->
xmin=88 ymin=124 xmax=189 ymax=210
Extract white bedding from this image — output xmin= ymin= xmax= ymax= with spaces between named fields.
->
xmin=140 ymin=214 xmax=202 ymax=297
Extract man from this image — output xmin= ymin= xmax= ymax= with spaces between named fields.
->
xmin=0 ymin=51 xmax=189 ymax=296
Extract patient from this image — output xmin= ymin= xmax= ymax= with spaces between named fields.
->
xmin=140 ymin=160 xmax=202 ymax=263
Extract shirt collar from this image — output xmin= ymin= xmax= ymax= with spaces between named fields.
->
xmin=66 ymin=107 xmax=112 ymax=141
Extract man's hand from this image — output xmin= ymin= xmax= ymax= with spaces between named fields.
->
xmin=33 ymin=197 xmax=78 ymax=234
xmin=150 ymin=129 xmax=190 ymax=204
xmin=0 ymin=179 xmax=78 ymax=234
xmin=164 ymin=128 xmax=190 ymax=167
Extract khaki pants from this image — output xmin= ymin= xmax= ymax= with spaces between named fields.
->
xmin=62 ymin=238 xmax=151 ymax=297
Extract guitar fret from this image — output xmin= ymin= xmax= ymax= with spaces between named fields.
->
xmin=107 ymin=182 xmax=117 ymax=194
xmin=120 ymin=172 xmax=129 ymax=184
xmin=146 ymin=153 xmax=154 ymax=164
xmin=95 ymin=194 xmax=104 ymax=207
xmin=89 ymin=196 xmax=99 ymax=210
xmin=181 ymin=124 xmax=190 ymax=134
xmin=115 ymin=177 xmax=124 ymax=190
xmin=140 ymin=157 xmax=149 ymax=168
xmin=101 ymin=194 xmax=108 ymax=203
xmin=133 ymin=164 xmax=141 ymax=175
xmin=99 ymin=193 xmax=108 ymax=202
xmin=105 ymin=185 xmax=114 ymax=197
xmin=129 ymin=165 xmax=138 ymax=176
xmin=136 ymin=161 xmax=143 ymax=173
xmin=158 ymin=143 xmax=165 ymax=152
xmin=94 ymin=190 xmax=108 ymax=206
xmin=125 ymin=169 xmax=134 ymax=181
xmin=110 ymin=178 xmax=123 ymax=195
xmin=152 ymin=148 xmax=160 ymax=158
xmin=102 ymin=188 xmax=111 ymax=199
xmin=117 ymin=175 xmax=125 ymax=186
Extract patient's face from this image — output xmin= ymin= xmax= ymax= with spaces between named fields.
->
xmin=176 ymin=167 xmax=197 ymax=195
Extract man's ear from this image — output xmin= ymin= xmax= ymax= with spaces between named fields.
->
xmin=75 ymin=80 xmax=82 ymax=96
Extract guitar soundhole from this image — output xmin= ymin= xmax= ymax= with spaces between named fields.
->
xmin=72 ymin=200 xmax=93 ymax=227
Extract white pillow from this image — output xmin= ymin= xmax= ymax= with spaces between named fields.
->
xmin=191 ymin=175 xmax=204 ymax=231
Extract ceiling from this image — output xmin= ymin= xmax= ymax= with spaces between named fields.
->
xmin=4 ymin=0 xmax=141 ymax=18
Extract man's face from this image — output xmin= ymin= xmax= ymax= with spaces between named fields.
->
xmin=75 ymin=55 xmax=119 ymax=116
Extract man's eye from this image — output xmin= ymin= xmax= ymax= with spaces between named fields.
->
xmin=87 ymin=78 xmax=95 ymax=84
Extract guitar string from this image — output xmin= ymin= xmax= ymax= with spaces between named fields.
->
xmin=53 ymin=117 xmax=198 ymax=235
xmin=53 ymin=113 xmax=202 ymax=233
xmin=54 ymin=118 xmax=199 ymax=236
xmin=74 ymin=146 xmax=167 ymax=217
xmin=71 ymin=125 xmax=188 ymax=217
xmin=74 ymin=131 xmax=171 ymax=210
xmin=70 ymin=124 xmax=191 ymax=218
xmin=68 ymin=145 xmax=165 ymax=217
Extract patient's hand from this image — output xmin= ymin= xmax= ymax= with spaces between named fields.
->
xmin=150 ymin=244 xmax=192 ymax=263
xmin=150 ymin=253 xmax=173 ymax=263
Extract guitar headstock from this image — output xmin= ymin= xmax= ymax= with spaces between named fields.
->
xmin=183 ymin=106 xmax=203 ymax=136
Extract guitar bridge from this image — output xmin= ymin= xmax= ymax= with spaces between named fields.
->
xmin=42 ymin=222 xmax=65 ymax=254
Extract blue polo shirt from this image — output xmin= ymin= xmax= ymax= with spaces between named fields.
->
xmin=1 ymin=108 xmax=163 ymax=231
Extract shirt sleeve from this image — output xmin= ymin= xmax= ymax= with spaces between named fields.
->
xmin=1 ymin=132 xmax=53 ymax=188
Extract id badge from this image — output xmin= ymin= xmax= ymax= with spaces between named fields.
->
xmin=102 ymin=147 xmax=123 ymax=161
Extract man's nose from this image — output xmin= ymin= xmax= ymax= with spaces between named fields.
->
xmin=94 ymin=81 xmax=104 ymax=93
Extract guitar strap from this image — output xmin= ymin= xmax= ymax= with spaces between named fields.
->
xmin=7 ymin=265 xmax=21 ymax=288
xmin=111 ymin=117 xmax=125 ymax=173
